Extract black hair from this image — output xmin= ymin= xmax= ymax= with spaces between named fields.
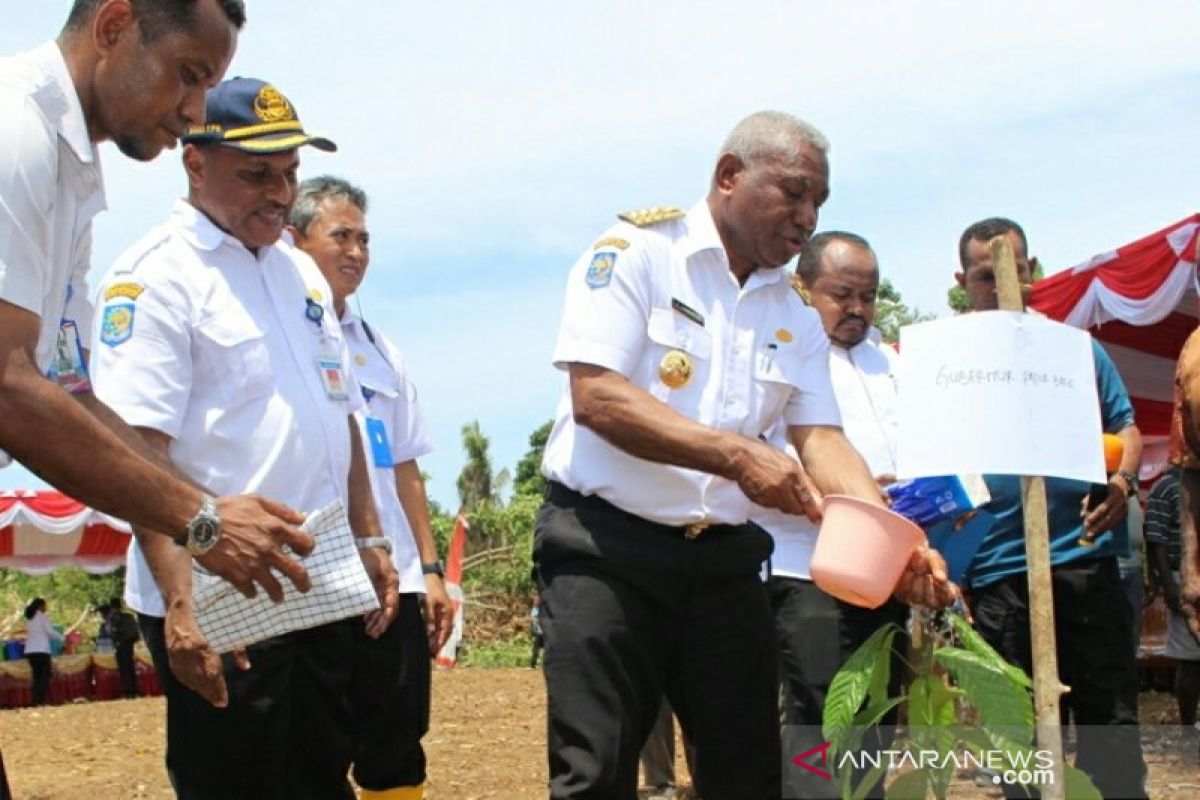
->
xmin=24 ymin=598 xmax=46 ymax=620
xmin=64 ymin=0 xmax=247 ymax=40
xmin=958 ymin=217 xmax=1028 ymax=270
xmin=796 ymin=231 xmax=873 ymax=284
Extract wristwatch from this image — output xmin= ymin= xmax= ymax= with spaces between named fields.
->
xmin=1115 ymin=469 xmax=1139 ymax=497
xmin=354 ymin=537 xmax=393 ymax=554
xmin=421 ymin=560 xmax=445 ymax=577
xmin=184 ymin=495 xmax=222 ymax=557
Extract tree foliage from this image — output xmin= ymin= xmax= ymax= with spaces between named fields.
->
xmin=873 ymin=278 xmax=934 ymax=344
xmin=456 ymin=419 xmax=498 ymax=511
xmin=514 ymin=419 xmax=553 ymax=498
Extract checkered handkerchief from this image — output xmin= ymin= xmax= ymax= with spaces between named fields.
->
xmin=192 ymin=499 xmax=379 ymax=652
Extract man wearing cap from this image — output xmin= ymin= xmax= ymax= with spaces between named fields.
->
xmin=536 ymin=110 xmax=956 ymax=799
xmin=0 ymin=0 xmax=318 ymax=603
xmin=90 ymin=78 xmax=399 ymax=800
xmin=290 ymin=175 xmax=454 ymax=800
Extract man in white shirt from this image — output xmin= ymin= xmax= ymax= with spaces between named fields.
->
xmin=537 ymin=111 xmax=956 ymax=799
xmin=290 ymin=175 xmax=454 ymax=800
xmin=0 ymin=0 xmax=318 ymax=601
xmin=759 ymin=231 xmax=910 ymax=798
xmin=90 ymin=78 xmax=398 ymax=800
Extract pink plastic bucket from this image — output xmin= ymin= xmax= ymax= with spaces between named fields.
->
xmin=810 ymin=494 xmax=926 ymax=609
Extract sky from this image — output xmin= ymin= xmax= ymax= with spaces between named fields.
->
xmin=4 ymin=1 xmax=1200 ymax=509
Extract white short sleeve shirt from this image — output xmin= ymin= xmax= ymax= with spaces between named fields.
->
xmin=91 ymin=200 xmax=362 ymax=615
xmin=755 ymin=330 xmax=902 ymax=579
xmin=343 ymin=312 xmax=435 ymax=595
xmin=541 ymin=200 xmax=841 ymax=526
xmin=0 ymin=42 xmax=104 ymax=374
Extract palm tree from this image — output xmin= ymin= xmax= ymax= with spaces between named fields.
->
xmin=456 ymin=420 xmax=496 ymax=512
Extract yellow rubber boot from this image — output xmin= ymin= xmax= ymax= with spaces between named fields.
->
xmin=359 ymin=786 xmax=424 ymax=800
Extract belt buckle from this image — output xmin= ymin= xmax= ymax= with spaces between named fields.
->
xmin=684 ymin=522 xmax=709 ymax=540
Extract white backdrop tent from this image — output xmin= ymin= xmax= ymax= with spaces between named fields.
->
xmin=1029 ymin=214 xmax=1200 ymax=479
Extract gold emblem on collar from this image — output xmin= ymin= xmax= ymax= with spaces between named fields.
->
xmin=658 ymin=350 xmax=693 ymax=389
xmin=354 ymin=354 xmax=367 ymax=366
xmin=254 ymin=85 xmax=295 ymax=122
xmin=776 ymin=328 xmax=794 ymax=343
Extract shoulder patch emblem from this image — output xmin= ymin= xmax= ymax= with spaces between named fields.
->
xmin=586 ymin=252 xmax=617 ymax=289
xmin=103 ymin=282 xmax=144 ymax=302
xmin=617 ymin=206 xmax=685 ymax=227
xmin=593 ymin=236 xmax=630 ymax=251
xmin=100 ymin=302 xmax=136 ymax=347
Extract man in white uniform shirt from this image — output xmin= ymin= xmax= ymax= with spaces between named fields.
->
xmin=90 ymin=79 xmax=398 ymax=800
xmin=0 ymin=0 xmax=317 ymax=602
xmin=537 ymin=111 xmax=955 ymax=799
xmin=760 ymin=232 xmax=910 ymax=799
xmin=290 ymin=175 xmax=454 ymax=800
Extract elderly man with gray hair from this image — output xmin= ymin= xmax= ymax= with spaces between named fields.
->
xmin=535 ymin=111 xmax=956 ymax=799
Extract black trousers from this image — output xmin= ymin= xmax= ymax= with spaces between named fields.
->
xmin=26 ymin=652 xmax=51 ymax=706
xmin=348 ymin=592 xmax=431 ymax=791
xmin=770 ymin=577 xmax=908 ymax=799
xmin=534 ymin=484 xmax=779 ymax=800
xmin=139 ymin=614 xmax=357 ymax=800
xmin=115 ymin=642 xmax=139 ymax=698
xmin=969 ymin=557 xmax=1148 ymax=800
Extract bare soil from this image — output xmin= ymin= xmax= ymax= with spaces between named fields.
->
xmin=1 ymin=670 xmax=1197 ymax=799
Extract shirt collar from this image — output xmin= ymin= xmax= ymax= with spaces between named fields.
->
xmin=33 ymin=42 xmax=97 ymax=165
xmin=681 ymin=199 xmax=787 ymax=289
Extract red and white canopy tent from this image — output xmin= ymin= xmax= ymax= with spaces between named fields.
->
xmin=1029 ymin=213 xmax=1200 ymax=479
xmin=0 ymin=490 xmax=131 ymax=575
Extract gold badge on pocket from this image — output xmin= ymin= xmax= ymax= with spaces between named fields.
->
xmin=658 ymin=350 xmax=693 ymax=389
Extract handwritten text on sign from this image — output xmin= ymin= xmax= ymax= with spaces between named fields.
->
xmin=897 ymin=311 xmax=1105 ymax=483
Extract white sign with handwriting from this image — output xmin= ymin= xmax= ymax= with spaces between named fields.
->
xmin=896 ymin=311 xmax=1105 ymax=483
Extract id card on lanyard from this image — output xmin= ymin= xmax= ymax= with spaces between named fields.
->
xmin=48 ymin=318 xmax=92 ymax=394
xmin=307 ymin=297 xmax=349 ymax=401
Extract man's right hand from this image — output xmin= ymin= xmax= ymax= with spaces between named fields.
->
xmin=163 ymin=602 xmax=249 ymax=708
xmin=733 ymin=439 xmax=823 ymax=521
xmin=195 ymin=495 xmax=315 ymax=602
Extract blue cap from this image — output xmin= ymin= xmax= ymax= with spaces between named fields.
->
xmin=181 ymin=77 xmax=336 ymax=153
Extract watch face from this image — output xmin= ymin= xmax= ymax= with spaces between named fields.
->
xmin=190 ymin=518 xmax=220 ymax=549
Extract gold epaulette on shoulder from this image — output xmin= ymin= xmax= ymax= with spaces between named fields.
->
xmin=617 ymin=206 xmax=685 ymax=227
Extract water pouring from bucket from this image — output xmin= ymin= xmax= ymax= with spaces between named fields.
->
xmin=810 ymin=495 xmax=926 ymax=609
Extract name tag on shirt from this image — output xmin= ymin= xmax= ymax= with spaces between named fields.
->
xmin=317 ymin=355 xmax=349 ymax=401
xmin=48 ymin=320 xmax=92 ymax=394
xmin=365 ymin=416 xmax=394 ymax=468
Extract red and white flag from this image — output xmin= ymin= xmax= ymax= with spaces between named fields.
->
xmin=435 ymin=511 xmax=468 ymax=667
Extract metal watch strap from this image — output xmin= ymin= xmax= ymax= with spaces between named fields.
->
xmin=355 ymin=537 xmax=393 ymax=554
xmin=1115 ymin=469 xmax=1138 ymax=495
xmin=421 ymin=560 xmax=445 ymax=576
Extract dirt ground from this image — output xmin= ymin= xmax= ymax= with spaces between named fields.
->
xmin=1 ymin=669 xmax=1197 ymax=799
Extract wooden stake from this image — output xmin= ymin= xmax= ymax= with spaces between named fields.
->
xmin=990 ymin=235 xmax=1068 ymax=799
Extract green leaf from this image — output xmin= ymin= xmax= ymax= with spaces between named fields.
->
xmin=946 ymin=613 xmax=1031 ymax=689
xmin=824 ymin=623 xmax=899 ymax=745
xmin=852 ymin=696 xmax=905 ymax=729
xmin=935 ymin=648 xmax=1034 ymax=742
xmin=885 ymin=768 xmax=929 ymax=800
xmin=1063 ymin=763 xmax=1102 ymax=800
xmin=866 ymin=624 xmax=898 ymax=708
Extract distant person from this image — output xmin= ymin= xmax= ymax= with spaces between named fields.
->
xmin=529 ymin=596 xmax=544 ymax=669
xmin=23 ymin=598 xmax=62 ymax=706
xmin=1173 ymin=328 xmax=1200 ymax=644
xmin=1147 ymin=465 xmax=1200 ymax=752
xmin=100 ymin=598 xmax=140 ymax=698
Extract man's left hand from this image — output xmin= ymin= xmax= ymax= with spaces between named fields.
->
xmin=893 ymin=546 xmax=959 ymax=608
xmin=1083 ymin=477 xmax=1129 ymax=536
xmin=1183 ymin=565 xmax=1200 ymax=640
xmin=422 ymin=574 xmax=455 ymax=654
xmin=358 ymin=546 xmax=399 ymax=638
